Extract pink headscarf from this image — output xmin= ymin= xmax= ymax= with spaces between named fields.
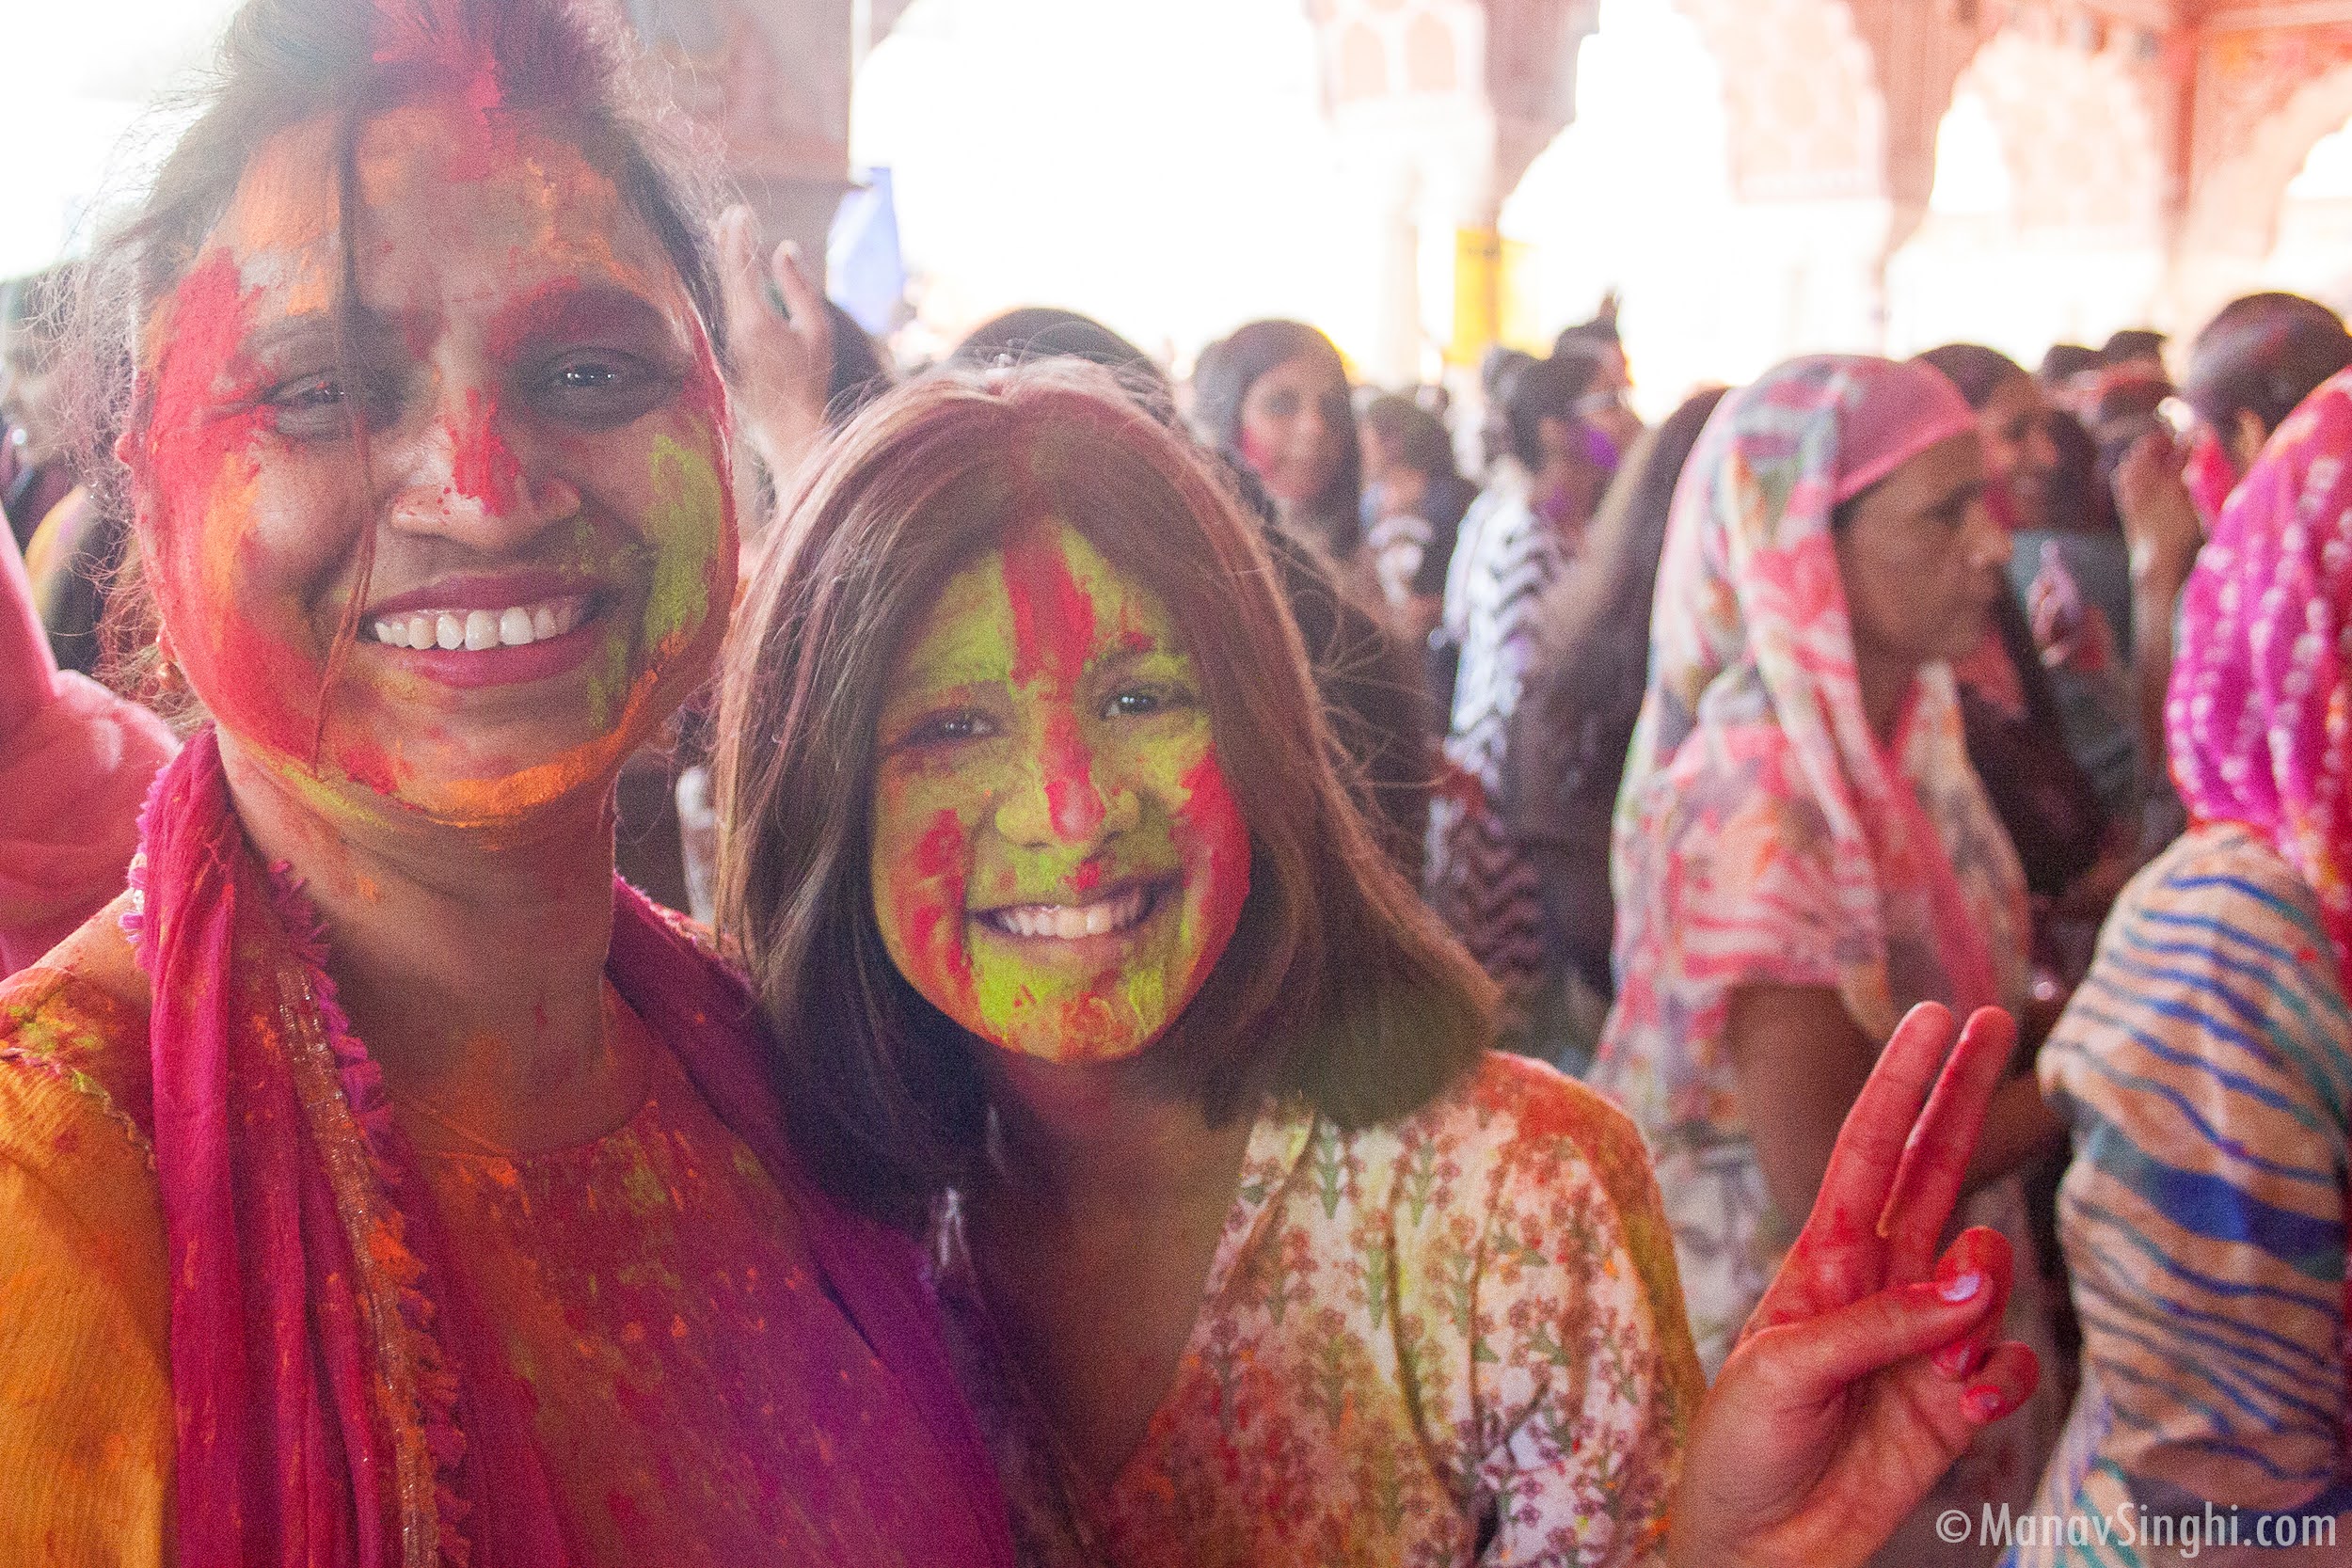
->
xmin=1833 ymin=357 xmax=1979 ymax=505
xmin=2169 ymin=367 xmax=2352 ymax=990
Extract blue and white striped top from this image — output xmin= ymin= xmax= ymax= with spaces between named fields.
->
xmin=2011 ymin=823 xmax=2352 ymax=1565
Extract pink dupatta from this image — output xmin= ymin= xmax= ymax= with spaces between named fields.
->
xmin=130 ymin=729 xmax=1009 ymax=1566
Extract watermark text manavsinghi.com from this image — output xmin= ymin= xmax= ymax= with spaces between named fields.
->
xmin=1937 ymin=1501 xmax=2339 ymax=1555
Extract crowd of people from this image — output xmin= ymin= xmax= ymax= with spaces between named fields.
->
xmin=0 ymin=0 xmax=2347 ymax=1564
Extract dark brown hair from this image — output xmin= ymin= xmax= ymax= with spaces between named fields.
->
xmin=65 ymin=0 xmax=725 ymax=706
xmin=714 ymin=360 xmax=1492 ymax=1224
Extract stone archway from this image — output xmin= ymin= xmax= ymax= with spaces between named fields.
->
xmin=1675 ymin=0 xmax=1887 ymax=204
xmin=1492 ymin=0 xmax=1893 ymax=405
xmin=2173 ymin=56 xmax=2352 ymax=330
xmin=1884 ymin=28 xmax=2167 ymax=357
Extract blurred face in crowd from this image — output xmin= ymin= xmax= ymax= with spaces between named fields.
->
xmin=1236 ymin=355 xmax=1348 ymax=510
xmin=868 ymin=517 xmax=1251 ymax=1065
xmin=126 ymin=93 xmax=735 ymax=832
xmin=1975 ymin=372 xmax=2058 ymax=529
xmin=1358 ymin=421 xmax=1426 ymax=519
xmin=1836 ymin=432 xmax=2010 ymax=676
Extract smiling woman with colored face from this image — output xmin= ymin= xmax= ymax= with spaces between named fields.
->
xmin=870 ymin=519 xmax=1250 ymax=1064
xmin=722 ymin=360 xmax=2052 ymax=1568
xmin=0 ymin=1 xmax=1011 ymax=1562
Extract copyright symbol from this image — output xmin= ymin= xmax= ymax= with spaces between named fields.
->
xmin=1935 ymin=1510 xmax=1970 ymax=1544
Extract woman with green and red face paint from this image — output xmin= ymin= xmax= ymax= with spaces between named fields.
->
xmin=717 ymin=359 xmax=2044 ymax=1568
xmin=0 ymin=0 xmax=1013 ymax=1562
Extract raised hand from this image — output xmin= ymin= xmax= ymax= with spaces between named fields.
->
xmin=1 ymin=508 xmax=61 ymax=738
xmin=716 ymin=201 xmax=834 ymax=490
xmin=1666 ymin=1004 xmax=2042 ymax=1568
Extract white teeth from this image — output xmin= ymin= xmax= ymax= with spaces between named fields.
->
xmin=371 ymin=596 xmax=588 ymax=650
xmin=985 ymin=887 xmax=1151 ymax=941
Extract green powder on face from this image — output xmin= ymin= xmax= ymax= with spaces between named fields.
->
xmin=588 ymin=435 xmax=722 ymax=729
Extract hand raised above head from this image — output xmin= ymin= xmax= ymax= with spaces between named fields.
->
xmin=1666 ymin=1004 xmax=2042 ymax=1568
xmin=717 ymin=202 xmax=834 ymax=489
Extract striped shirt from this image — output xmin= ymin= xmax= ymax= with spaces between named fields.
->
xmin=2012 ymin=823 xmax=2352 ymax=1565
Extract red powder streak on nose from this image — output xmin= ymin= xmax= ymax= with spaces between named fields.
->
xmin=1037 ymin=709 xmax=1104 ymax=842
xmin=449 ymin=388 xmax=523 ymax=514
xmin=1000 ymin=523 xmax=1105 ymax=840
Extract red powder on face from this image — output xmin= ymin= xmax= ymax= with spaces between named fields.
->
xmin=371 ymin=2 xmax=504 ymax=174
xmin=1174 ymin=751 xmax=1251 ymax=960
xmin=449 ymin=387 xmax=523 ymax=514
xmin=899 ymin=807 xmax=977 ymax=1012
xmin=1236 ymin=423 xmax=1283 ymax=487
xmin=1000 ymin=523 xmax=1107 ymax=842
xmin=1000 ymin=520 xmax=1096 ymax=691
xmin=144 ymin=253 xmax=327 ymax=760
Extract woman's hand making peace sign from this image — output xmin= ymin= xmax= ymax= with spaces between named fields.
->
xmin=1668 ymin=1003 xmax=2043 ymax=1567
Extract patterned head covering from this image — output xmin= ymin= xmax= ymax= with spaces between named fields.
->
xmin=2169 ymin=368 xmax=2352 ymax=989
xmin=1611 ymin=354 xmax=2026 ymax=1046
xmin=1594 ymin=355 xmax=2034 ymax=1371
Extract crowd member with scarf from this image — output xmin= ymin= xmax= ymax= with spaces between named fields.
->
xmin=718 ymin=358 xmax=2047 ymax=1568
xmin=2012 ymin=371 xmax=2352 ymax=1568
xmin=0 ymin=0 xmax=1014 ymax=1560
xmin=1593 ymin=356 xmax=2068 ymax=1561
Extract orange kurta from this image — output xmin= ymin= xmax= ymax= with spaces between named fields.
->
xmin=0 ymin=959 xmax=990 ymax=1565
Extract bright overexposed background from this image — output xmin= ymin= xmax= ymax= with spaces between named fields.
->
xmin=0 ymin=0 xmax=242 ymax=278
xmin=24 ymin=0 xmax=2350 ymax=401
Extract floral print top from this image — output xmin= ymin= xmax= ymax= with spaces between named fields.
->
xmin=932 ymin=1050 xmax=1703 ymax=1567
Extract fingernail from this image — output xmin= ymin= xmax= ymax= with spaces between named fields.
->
xmin=1963 ymin=1384 xmax=2009 ymax=1422
xmin=1933 ymin=1342 xmax=1979 ymax=1379
xmin=1937 ymin=1270 xmax=1982 ymax=1303
xmin=782 ymin=241 xmax=802 ymax=262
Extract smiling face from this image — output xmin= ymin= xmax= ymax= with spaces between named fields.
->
xmin=868 ymin=518 xmax=1251 ymax=1065
xmin=1975 ymin=371 xmax=2058 ymax=527
xmin=1836 ymin=431 xmax=2010 ymax=671
xmin=129 ymin=93 xmax=733 ymax=829
xmin=1236 ymin=355 xmax=1348 ymax=510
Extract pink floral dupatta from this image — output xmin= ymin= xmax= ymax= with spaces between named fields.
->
xmin=2169 ymin=367 xmax=2352 ymax=998
xmin=129 ymin=729 xmax=1010 ymax=1567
